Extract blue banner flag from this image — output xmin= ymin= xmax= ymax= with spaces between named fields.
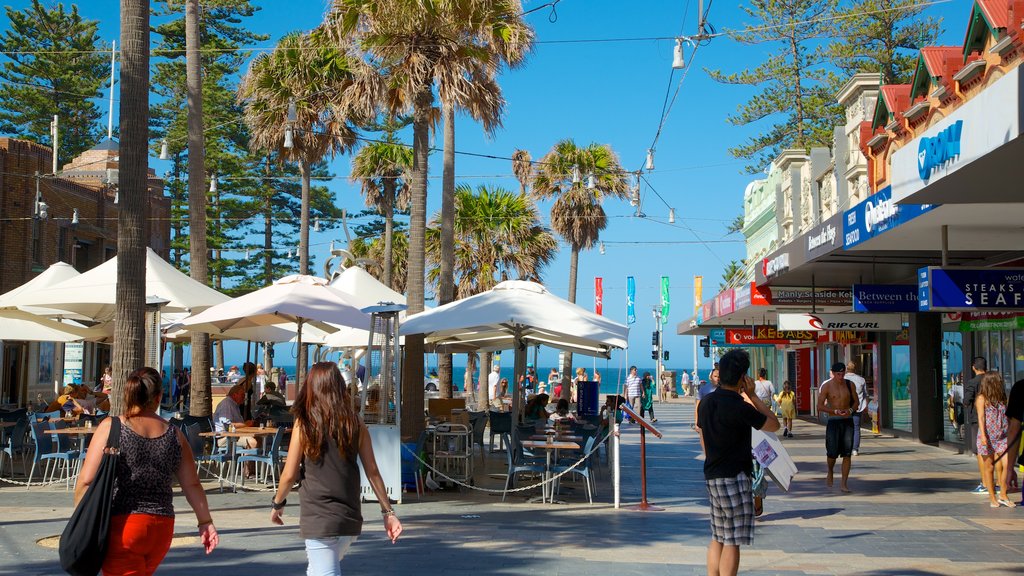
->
xmin=626 ymin=276 xmax=636 ymax=324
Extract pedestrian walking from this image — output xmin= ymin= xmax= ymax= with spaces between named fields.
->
xmin=845 ymin=361 xmax=868 ymax=455
xmin=975 ymin=371 xmax=1012 ymax=507
xmin=74 ymin=367 xmax=218 ymax=574
xmin=640 ymin=372 xmax=657 ymax=422
xmin=754 ymin=368 xmax=775 ymax=409
xmin=271 ymin=362 xmax=402 ymax=574
xmin=775 ymin=381 xmax=796 ymax=437
xmin=964 ymin=357 xmax=994 ymax=494
xmin=999 ymin=376 xmax=1024 ymax=501
xmin=818 ymin=362 xmax=857 ymax=492
xmin=679 ymin=370 xmax=691 ymax=397
xmin=624 ymin=366 xmax=642 ymax=423
xmin=697 ymin=349 xmax=779 ymax=576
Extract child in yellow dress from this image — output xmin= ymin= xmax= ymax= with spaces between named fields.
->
xmin=775 ymin=381 xmax=797 ymax=437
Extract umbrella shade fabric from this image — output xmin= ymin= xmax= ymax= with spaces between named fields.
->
xmin=323 ymin=267 xmax=409 ymax=349
xmin=400 ymin=280 xmax=628 ymax=358
xmin=0 ymin=310 xmax=103 ymax=342
xmin=4 ymin=248 xmax=229 ymax=321
xmin=0 ymin=261 xmax=92 ymax=319
xmin=180 ymin=274 xmax=370 ymax=335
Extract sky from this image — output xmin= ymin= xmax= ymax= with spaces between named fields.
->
xmin=1 ymin=0 xmax=970 ymax=373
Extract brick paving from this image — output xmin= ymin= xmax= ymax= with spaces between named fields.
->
xmin=1 ymin=400 xmax=1022 ymax=575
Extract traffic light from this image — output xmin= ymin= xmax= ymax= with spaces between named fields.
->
xmin=663 ymin=350 xmax=670 ymax=361
xmin=703 ymin=346 xmax=710 ymax=358
xmin=699 ymin=337 xmax=709 ymax=348
xmin=652 ymin=349 xmax=658 ymax=360
xmin=651 ymin=331 xmax=659 ymax=360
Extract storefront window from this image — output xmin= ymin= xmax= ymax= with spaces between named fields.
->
xmin=942 ymin=332 xmax=964 ymax=444
xmin=891 ymin=344 xmax=911 ymax=432
xmin=1015 ymin=331 xmax=1024 ymax=383
xmin=989 ymin=332 xmax=1002 ymax=374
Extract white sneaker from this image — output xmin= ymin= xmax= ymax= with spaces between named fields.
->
xmin=852 ymin=450 xmax=859 ymax=456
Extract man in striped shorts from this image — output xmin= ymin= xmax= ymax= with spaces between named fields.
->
xmin=697 ymin=349 xmax=780 ymax=575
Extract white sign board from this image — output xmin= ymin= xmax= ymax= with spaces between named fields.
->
xmin=778 ymin=313 xmax=903 ymax=331
xmin=892 ymin=66 xmax=1021 ymax=203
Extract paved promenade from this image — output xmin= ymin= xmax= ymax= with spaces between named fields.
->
xmin=1 ymin=400 xmax=1022 ymax=575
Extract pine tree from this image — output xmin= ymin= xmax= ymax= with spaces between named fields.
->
xmin=707 ymin=0 xmax=840 ymax=173
xmin=0 ymin=0 xmax=110 ymax=161
xmin=829 ymin=0 xmax=942 ymax=85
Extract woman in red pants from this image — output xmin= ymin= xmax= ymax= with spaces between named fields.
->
xmin=75 ymin=367 xmax=218 ymax=574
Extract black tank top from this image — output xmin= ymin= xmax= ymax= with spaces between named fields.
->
xmin=299 ymin=431 xmax=363 ymax=538
xmin=111 ymin=418 xmax=181 ymax=517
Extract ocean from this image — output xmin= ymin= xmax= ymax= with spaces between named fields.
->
xmin=250 ymin=363 xmax=698 ymax=396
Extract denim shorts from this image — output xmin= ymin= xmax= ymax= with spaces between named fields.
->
xmin=305 ymin=536 xmax=358 ymax=576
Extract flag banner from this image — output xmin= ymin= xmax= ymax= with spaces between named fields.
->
xmin=694 ymin=275 xmax=703 ymax=314
xmin=627 ymin=276 xmax=636 ymax=324
xmin=660 ymin=276 xmax=670 ymax=324
xmin=595 ymin=277 xmax=603 ymax=316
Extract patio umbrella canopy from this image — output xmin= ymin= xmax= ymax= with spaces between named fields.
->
xmin=4 ymin=248 xmax=230 ymax=321
xmin=400 ymin=280 xmax=629 ymax=415
xmin=0 ymin=310 xmax=102 ymax=342
xmin=324 ymin=266 xmax=409 ymax=349
xmin=0 ymin=261 xmax=91 ymax=319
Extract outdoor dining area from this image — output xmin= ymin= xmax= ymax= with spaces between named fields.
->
xmin=0 ymin=249 xmax=629 ymax=506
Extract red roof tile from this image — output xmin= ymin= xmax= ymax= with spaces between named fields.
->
xmin=920 ymin=47 xmax=963 ymax=80
xmin=879 ymin=84 xmax=912 ymax=118
xmin=977 ymin=0 xmax=1011 ymax=29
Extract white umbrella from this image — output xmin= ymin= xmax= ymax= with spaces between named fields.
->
xmin=5 ymin=248 xmax=229 ymax=321
xmin=0 ymin=261 xmax=92 ymax=319
xmin=181 ymin=275 xmax=371 ymax=380
xmin=401 ymin=280 xmax=629 ymax=415
xmin=324 ymin=266 xmax=409 ymax=348
xmin=0 ymin=310 xmax=103 ymax=342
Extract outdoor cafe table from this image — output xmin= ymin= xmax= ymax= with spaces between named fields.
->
xmin=520 ymin=440 xmax=580 ymax=504
xmin=529 ymin=434 xmax=583 ymax=443
xmin=200 ymin=428 xmax=281 ymax=492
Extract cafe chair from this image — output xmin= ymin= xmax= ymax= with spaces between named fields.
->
xmin=400 ymin=430 xmax=428 ymax=499
xmin=501 ymin=441 xmax=545 ymax=502
xmin=32 ymin=410 xmax=60 ymax=422
xmin=27 ymin=421 xmax=78 ymax=490
xmin=488 ymin=410 xmax=511 ymax=453
xmin=1 ymin=416 xmax=29 ymax=477
xmin=468 ymin=411 xmax=488 ymax=463
xmin=551 ymin=435 xmax=597 ymax=504
xmin=238 ymin=427 xmax=286 ymax=489
xmin=184 ymin=423 xmax=230 ymax=492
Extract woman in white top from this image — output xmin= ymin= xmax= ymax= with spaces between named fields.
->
xmin=754 ymin=368 xmax=775 ymax=407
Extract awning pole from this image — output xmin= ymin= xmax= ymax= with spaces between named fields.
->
xmin=941 ymin=225 xmax=949 ymax=267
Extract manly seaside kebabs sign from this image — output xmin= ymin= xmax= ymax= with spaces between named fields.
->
xmin=918 ymin=267 xmax=1024 ymax=311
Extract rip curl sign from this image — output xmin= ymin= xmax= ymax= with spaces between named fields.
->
xmin=917 ymin=120 xmax=963 ymax=181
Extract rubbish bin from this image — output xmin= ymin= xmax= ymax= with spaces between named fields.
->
xmin=662 ymin=370 xmax=677 ymax=398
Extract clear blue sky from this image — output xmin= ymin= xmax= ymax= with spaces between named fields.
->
xmin=2 ymin=0 xmax=968 ymax=373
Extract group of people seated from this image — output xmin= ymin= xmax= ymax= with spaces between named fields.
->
xmin=46 ymin=383 xmax=110 ymax=415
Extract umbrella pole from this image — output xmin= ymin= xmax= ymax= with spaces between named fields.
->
xmin=296 ymin=318 xmax=304 ymax=388
xmin=246 ymin=341 xmax=251 ymax=363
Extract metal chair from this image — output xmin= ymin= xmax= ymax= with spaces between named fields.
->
xmin=468 ymin=411 xmax=488 ymax=463
xmin=551 ymin=435 xmax=597 ymax=504
xmin=238 ymin=427 xmax=286 ymax=489
xmin=501 ymin=439 xmax=545 ymax=502
xmin=488 ymin=410 xmax=511 ymax=452
xmin=27 ymin=421 xmax=78 ymax=489
xmin=1 ymin=416 xmax=28 ymax=477
xmin=184 ymin=422 xmax=231 ymax=492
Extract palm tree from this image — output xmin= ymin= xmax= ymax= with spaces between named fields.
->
xmin=350 ymin=120 xmax=412 ymax=289
xmin=239 ymin=31 xmax=370 ymax=386
xmin=426 ymin=184 xmax=557 ymax=406
xmin=324 ymin=0 xmax=534 ymax=438
xmin=512 ymin=148 xmax=532 ymax=195
xmin=111 ymin=0 xmax=150 ymax=415
xmin=532 ymin=140 xmax=629 ymax=400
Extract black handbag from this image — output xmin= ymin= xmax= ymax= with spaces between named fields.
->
xmin=60 ymin=416 xmax=122 ymax=576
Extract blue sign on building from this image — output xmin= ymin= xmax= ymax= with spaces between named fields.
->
xmin=852 ymin=284 xmax=919 ymax=313
xmin=709 ymin=328 xmax=725 ymax=345
xmin=918 ymin=267 xmax=1024 ymax=311
xmin=918 ymin=120 xmax=963 ymax=181
xmin=843 ymin=186 xmax=936 ymax=249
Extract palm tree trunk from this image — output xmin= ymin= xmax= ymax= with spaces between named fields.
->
xmin=299 ymin=159 xmax=311 ymax=275
xmin=401 ymin=86 xmax=431 ymax=441
xmin=478 ymin=351 xmax=492 ymax=411
xmin=561 ymin=246 xmax=581 ymax=401
xmin=438 ymin=104 xmax=455 ymax=399
xmin=112 ymin=0 xmax=150 ymax=415
xmin=464 ymin=352 xmax=476 ymax=407
xmin=185 ymin=0 xmax=211 ymax=417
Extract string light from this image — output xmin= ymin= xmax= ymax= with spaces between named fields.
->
xmin=599 ymin=241 xmax=605 ymax=255
xmin=72 ymin=208 xmax=79 ymax=225
xmin=669 ymin=208 xmax=676 ymax=223
xmin=159 ymin=138 xmax=169 ymax=160
xmin=209 ymin=174 xmax=218 ymax=193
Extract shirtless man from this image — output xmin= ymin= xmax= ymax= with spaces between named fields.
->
xmin=817 ymin=362 xmax=858 ymax=492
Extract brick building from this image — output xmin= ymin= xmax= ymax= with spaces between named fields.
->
xmin=0 ymin=137 xmax=170 ymax=407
